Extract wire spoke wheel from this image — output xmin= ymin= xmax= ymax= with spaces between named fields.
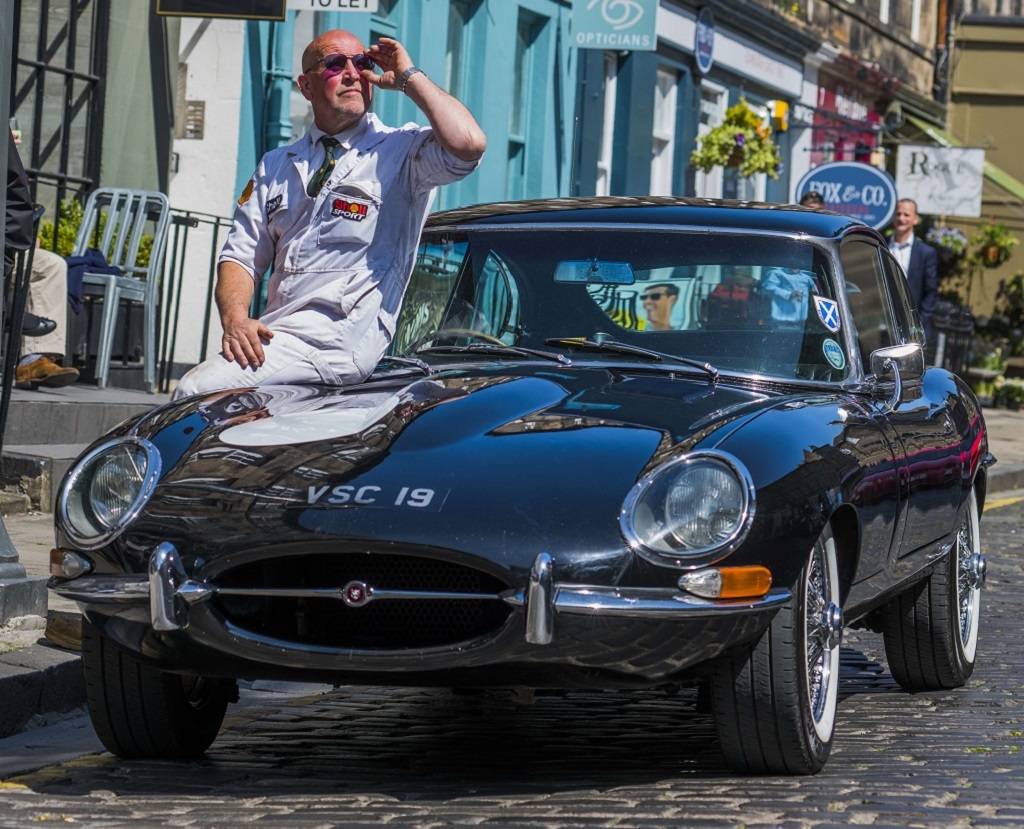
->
xmin=709 ymin=523 xmax=842 ymax=774
xmin=882 ymin=486 xmax=984 ymax=690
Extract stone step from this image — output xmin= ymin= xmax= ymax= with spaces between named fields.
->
xmin=4 ymin=385 xmax=165 ymax=446
xmin=2 ymin=445 xmax=91 ymax=515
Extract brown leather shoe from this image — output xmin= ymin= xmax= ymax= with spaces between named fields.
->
xmin=16 ymin=356 xmax=80 ymax=390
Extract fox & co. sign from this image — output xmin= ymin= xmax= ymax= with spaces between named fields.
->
xmin=796 ymin=161 xmax=897 ymax=230
xmin=572 ymin=0 xmax=657 ymax=51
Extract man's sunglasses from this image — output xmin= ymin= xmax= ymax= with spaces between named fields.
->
xmin=304 ymin=53 xmax=376 ymax=76
xmin=642 ymin=292 xmax=668 ymax=301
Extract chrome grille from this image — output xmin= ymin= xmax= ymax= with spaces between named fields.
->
xmin=212 ymin=553 xmax=511 ymax=649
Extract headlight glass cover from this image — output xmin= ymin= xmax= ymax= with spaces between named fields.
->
xmin=58 ymin=438 xmax=161 ymax=549
xmin=621 ymin=451 xmax=754 ymax=567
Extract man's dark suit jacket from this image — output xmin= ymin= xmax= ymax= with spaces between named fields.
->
xmin=893 ymin=238 xmax=939 ymax=336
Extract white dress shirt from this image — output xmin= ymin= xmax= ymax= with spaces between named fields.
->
xmin=889 ymin=235 xmax=914 ymax=273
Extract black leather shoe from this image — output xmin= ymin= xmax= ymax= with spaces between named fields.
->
xmin=22 ymin=312 xmax=57 ymax=337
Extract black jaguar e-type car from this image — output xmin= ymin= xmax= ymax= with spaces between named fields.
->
xmin=50 ymin=197 xmax=992 ymax=775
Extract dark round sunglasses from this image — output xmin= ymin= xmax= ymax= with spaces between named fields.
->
xmin=304 ymin=52 xmax=376 ymax=77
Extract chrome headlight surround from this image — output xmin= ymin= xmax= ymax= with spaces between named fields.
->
xmin=620 ymin=450 xmax=755 ymax=569
xmin=57 ymin=437 xmax=161 ymax=550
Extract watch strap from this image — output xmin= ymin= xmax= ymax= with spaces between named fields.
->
xmin=397 ymin=67 xmax=424 ymax=93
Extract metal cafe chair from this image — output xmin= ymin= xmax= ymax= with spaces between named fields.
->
xmin=68 ymin=188 xmax=171 ymax=392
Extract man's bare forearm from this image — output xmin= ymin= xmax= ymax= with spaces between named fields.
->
xmin=216 ymin=261 xmax=257 ymax=327
xmin=216 ymin=261 xmax=273 ymax=367
xmin=403 ymin=73 xmax=486 ymax=162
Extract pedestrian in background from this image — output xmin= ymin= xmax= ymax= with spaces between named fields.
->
xmin=888 ymin=198 xmax=938 ymax=337
xmin=799 ymin=191 xmax=825 ymax=208
xmin=174 ymin=30 xmax=486 ymax=399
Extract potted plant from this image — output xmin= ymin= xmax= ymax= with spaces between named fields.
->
xmin=971 ymin=221 xmax=1019 ymax=268
xmin=994 ymin=376 xmax=1024 ymax=410
xmin=690 ymin=98 xmax=782 ymax=180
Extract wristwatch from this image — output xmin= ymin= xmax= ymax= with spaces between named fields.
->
xmin=397 ymin=66 xmax=424 ymax=93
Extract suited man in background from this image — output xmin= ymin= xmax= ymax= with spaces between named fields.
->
xmin=888 ymin=198 xmax=938 ymax=338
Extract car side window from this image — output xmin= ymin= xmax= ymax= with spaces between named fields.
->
xmin=880 ymin=251 xmax=926 ymax=346
xmin=841 ymin=240 xmax=898 ymax=372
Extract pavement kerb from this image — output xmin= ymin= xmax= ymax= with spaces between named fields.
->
xmin=0 ymin=459 xmax=1021 ymax=739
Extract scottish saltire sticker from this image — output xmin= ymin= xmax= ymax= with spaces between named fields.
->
xmin=822 ymin=338 xmax=846 ymax=369
xmin=814 ymin=296 xmax=841 ymax=333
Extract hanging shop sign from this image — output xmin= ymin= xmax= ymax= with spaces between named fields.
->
xmin=572 ymin=0 xmax=658 ymax=51
xmin=156 ymin=0 xmax=287 ymax=19
xmin=796 ymin=161 xmax=897 ymax=230
xmin=694 ymin=7 xmax=715 ymax=74
xmin=895 ymin=145 xmax=984 ymax=218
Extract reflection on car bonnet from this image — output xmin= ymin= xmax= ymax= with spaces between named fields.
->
xmin=218 ymin=380 xmax=463 ymax=447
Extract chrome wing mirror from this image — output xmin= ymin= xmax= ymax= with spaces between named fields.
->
xmin=869 ymin=343 xmax=925 ymax=411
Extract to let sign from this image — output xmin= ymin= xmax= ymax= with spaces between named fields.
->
xmin=796 ymin=161 xmax=898 ymax=230
xmin=895 ymin=145 xmax=984 ymax=218
xmin=286 ymin=0 xmax=378 ymax=10
xmin=571 ymin=0 xmax=657 ymax=51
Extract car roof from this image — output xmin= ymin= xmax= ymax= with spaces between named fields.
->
xmin=425 ymin=196 xmax=881 ymax=241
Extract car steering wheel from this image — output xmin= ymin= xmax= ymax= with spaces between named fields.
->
xmin=410 ymin=327 xmax=506 ymax=351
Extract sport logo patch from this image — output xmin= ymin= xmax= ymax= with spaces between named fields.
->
xmin=331 ymin=198 xmax=370 ymax=221
xmin=813 ymin=296 xmax=841 ymax=333
xmin=266 ymin=194 xmax=283 ymax=218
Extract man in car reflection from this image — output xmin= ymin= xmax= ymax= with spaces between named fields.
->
xmin=762 ymin=267 xmax=818 ymax=327
xmin=641 ymin=283 xmax=679 ymax=331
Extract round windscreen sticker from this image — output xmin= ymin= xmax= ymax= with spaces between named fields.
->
xmin=822 ymin=338 xmax=846 ymax=369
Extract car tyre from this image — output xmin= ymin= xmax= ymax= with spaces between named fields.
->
xmin=708 ymin=524 xmax=842 ymax=775
xmin=881 ymin=487 xmax=982 ymax=690
xmin=82 ymin=620 xmax=234 ymax=759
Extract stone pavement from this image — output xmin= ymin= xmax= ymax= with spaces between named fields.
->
xmin=0 ymin=405 xmax=1022 ymax=736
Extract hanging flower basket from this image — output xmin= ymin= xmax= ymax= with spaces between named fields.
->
xmin=690 ymin=98 xmax=781 ymax=180
xmin=971 ymin=221 xmax=1019 ymax=269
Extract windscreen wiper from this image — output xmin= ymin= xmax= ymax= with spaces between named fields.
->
xmin=376 ymin=355 xmax=435 ymax=375
xmin=544 ymin=338 xmax=718 ymax=384
xmin=417 ymin=343 xmax=572 ymax=365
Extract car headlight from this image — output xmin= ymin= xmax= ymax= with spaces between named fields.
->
xmin=58 ymin=438 xmax=161 ymax=549
xmin=620 ymin=451 xmax=754 ymax=567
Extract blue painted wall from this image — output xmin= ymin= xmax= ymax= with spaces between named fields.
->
xmin=239 ymin=1 xmax=575 ymax=212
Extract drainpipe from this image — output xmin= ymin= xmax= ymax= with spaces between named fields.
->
xmin=263 ymin=16 xmax=295 ymax=152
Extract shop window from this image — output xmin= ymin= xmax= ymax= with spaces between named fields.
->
xmin=507 ymin=9 xmax=544 ymax=199
xmin=446 ymin=0 xmax=473 ymax=98
xmin=11 ymin=0 xmax=110 ymax=222
xmin=694 ymin=81 xmax=726 ymax=198
xmin=595 ymin=52 xmax=618 ymax=197
xmin=651 ymin=66 xmax=677 ymax=197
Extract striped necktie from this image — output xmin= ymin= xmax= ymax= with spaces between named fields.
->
xmin=307 ymin=136 xmax=340 ymax=198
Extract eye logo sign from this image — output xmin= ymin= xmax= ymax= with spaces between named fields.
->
xmin=589 ymin=0 xmax=644 ymax=30
xmin=331 ymin=199 xmax=370 ymax=222
xmin=572 ymin=0 xmax=656 ymax=50
xmin=814 ymin=296 xmax=841 ymax=333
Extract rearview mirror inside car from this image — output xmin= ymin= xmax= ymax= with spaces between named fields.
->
xmin=554 ymin=260 xmax=635 ymax=285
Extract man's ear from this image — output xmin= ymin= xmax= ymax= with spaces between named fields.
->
xmin=297 ymin=74 xmax=313 ymax=102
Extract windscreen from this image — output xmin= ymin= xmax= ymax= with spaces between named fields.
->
xmin=392 ymin=227 xmax=850 ymax=382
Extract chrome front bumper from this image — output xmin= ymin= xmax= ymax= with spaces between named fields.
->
xmin=51 ymin=546 xmax=792 ymax=644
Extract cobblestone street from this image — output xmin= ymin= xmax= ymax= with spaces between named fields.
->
xmin=1 ymin=493 xmax=1022 ymax=828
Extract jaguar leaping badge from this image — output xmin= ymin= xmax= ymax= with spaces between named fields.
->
xmin=814 ymin=296 xmax=841 ymax=333
xmin=341 ymin=580 xmax=372 ymax=607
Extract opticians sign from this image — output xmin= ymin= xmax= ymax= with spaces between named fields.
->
xmin=796 ymin=161 xmax=898 ymax=230
xmin=572 ymin=0 xmax=657 ymax=51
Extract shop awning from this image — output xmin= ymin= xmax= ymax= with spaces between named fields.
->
xmin=905 ymin=114 xmax=1024 ymax=205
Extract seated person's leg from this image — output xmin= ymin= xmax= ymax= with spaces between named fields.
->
xmin=17 ymin=248 xmax=79 ymax=389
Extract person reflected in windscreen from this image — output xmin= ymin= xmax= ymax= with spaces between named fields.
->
xmin=641 ymin=283 xmax=679 ymax=331
xmin=173 ymin=30 xmax=486 ymax=400
xmin=762 ymin=267 xmax=818 ymax=327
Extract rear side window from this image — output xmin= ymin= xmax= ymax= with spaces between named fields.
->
xmin=841 ymin=241 xmax=898 ymax=372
